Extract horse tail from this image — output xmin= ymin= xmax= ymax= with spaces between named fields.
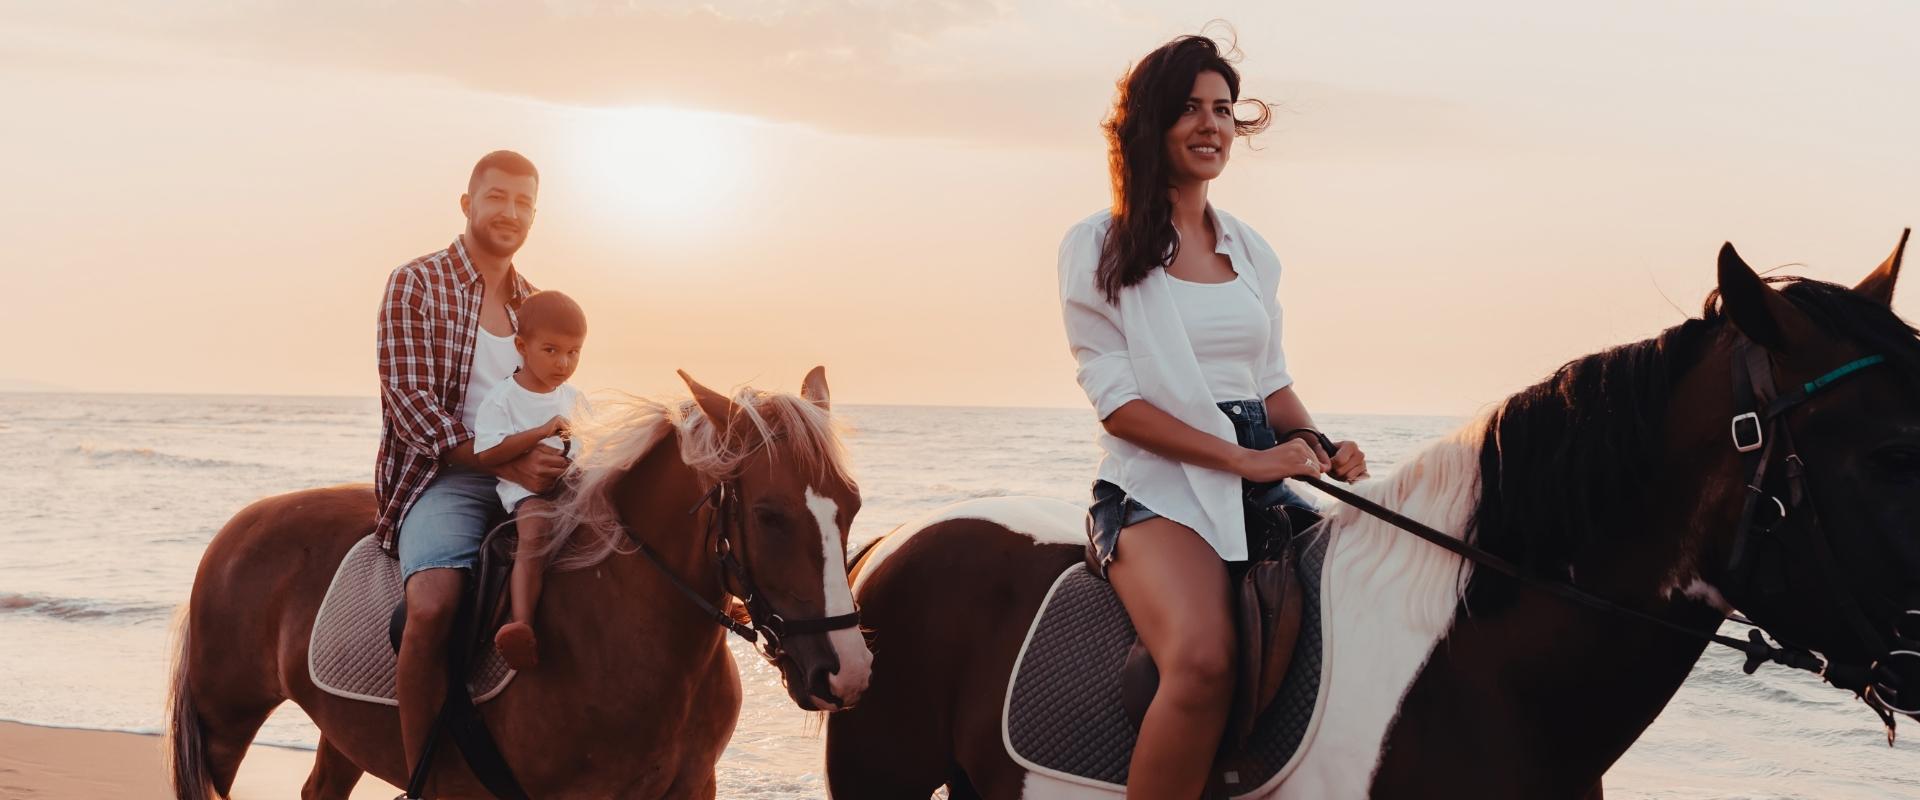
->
xmin=165 ymin=606 xmax=215 ymax=799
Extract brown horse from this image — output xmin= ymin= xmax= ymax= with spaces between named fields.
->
xmin=826 ymin=234 xmax=1920 ymax=798
xmin=166 ymin=368 xmax=871 ymax=798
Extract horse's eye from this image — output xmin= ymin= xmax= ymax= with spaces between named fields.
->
xmin=1870 ymin=446 xmax=1920 ymax=478
xmin=754 ymin=508 xmax=788 ymax=530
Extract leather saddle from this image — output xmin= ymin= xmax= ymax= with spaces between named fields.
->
xmin=1120 ymin=487 xmax=1317 ymax=751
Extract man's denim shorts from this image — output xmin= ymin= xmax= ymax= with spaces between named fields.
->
xmin=397 ymin=468 xmax=506 ymax=582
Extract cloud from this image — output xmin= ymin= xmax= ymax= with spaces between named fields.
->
xmin=4 ymin=1 xmax=1513 ymax=155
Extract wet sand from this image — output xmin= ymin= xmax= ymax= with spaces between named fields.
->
xmin=0 ymin=721 xmax=399 ymax=799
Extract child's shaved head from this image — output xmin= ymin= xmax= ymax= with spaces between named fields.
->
xmin=517 ymin=291 xmax=586 ymax=339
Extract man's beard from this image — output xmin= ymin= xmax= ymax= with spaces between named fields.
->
xmin=468 ymin=221 xmax=526 ymax=259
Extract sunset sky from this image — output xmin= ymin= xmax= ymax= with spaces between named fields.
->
xmin=4 ymin=1 xmax=1916 ymax=415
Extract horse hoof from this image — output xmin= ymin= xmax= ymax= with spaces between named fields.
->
xmin=496 ymin=622 xmax=539 ymax=670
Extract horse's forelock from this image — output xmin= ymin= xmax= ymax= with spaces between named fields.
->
xmin=675 ymin=387 xmax=854 ymax=488
xmin=539 ymin=386 xmax=854 ymax=571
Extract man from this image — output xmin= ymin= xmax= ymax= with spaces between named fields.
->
xmin=375 ymin=150 xmax=570 ymax=777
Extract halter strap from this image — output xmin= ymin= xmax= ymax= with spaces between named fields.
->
xmin=1718 ymin=339 xmax=1916 ymax=734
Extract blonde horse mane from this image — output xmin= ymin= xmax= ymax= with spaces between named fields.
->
xmin=1317 ymin=417 xmax=1489 ymax=633
xmin=535 ymin=385 xmax=854 ymax=571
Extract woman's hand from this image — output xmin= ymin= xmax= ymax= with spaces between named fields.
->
xmin=1280 ymin=428 xmax=1372 ymax=484
xmin=1329 ymin=440 xmax=1370 ymax=482
xmin=1232 ymin=439 xmax=1326 ymax=483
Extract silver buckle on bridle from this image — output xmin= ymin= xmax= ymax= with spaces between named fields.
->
xmin=1731 ymin=411 xmax=1764 ymax=453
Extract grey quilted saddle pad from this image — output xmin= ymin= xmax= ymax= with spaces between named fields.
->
xmin=308 ymin=534 xmax=516 ymax=706
xmin=1002 ymin=527 xmax=1331 ymax=796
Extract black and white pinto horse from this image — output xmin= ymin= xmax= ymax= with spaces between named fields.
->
xmin=825 ymin=235 xmax=1920 ymax=798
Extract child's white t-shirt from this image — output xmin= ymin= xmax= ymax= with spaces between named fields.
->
xmin=472 ymin=376 xmax=583 ymax=510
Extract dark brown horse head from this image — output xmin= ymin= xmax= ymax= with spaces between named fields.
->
xmin=1703 ymin=230 xmax=1920 ymax=717
xmin=1468 ymin=229 xmax=1920 ymax=730
xmin=679 ymin=366 xmax=872 ymax=711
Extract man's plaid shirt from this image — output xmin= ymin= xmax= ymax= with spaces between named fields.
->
xmin=374 ymin=236 xmax=533 ymax=551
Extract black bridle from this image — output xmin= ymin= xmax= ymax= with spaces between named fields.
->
xmin=1293 ymin=334 xmax=1918 ymax=742
xmin=1720 ymin=335 xmax=1919 ymax=730
xmin=620 ymin=435 xmax=862 ymax=668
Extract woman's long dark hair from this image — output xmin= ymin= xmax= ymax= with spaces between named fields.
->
xmin=1098 ymin=29 xmax=1271 ymax=303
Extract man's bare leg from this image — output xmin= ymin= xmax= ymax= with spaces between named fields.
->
xmin=397 ymin=568 xmax=466 ymax=773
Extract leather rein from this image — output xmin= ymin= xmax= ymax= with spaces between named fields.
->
xmin=1292 ymin=335 xmax=1919 ymax=741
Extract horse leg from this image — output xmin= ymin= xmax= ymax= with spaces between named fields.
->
xmin=199 ymin=696 xmax=283 ymax=797
xmin=683 ymin=773 xmax=717 ymax=800
xmin=944 ymin=768 xmax=984 ymax=800
xmin=174 ymin=610 xmax=286 ymax=797
xmin=825 ymin=699 xmax=951 ymax=799
xmin=829 ymin=522 xmax=1081 ymax=800
xmin=301 ymin=737 xmax=364 ymax=800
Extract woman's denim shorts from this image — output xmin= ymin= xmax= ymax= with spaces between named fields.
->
xmin=1086 ymin=399 xmax=1314 ymax=578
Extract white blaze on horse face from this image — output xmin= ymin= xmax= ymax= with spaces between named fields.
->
xmin=806 ymin=486 xmax=872 ymax=704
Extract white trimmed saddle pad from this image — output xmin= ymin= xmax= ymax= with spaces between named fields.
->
xmin=308 ymin=534 xmax=516 ymax=706
xmin=1002 ymin=528 xmax=1333 ymax=797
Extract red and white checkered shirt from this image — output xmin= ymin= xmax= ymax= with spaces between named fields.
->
xmin=374 ymin=236 xmax=534 ymax=551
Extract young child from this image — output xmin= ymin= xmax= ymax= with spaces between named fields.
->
xmin=472 ymin=290 xmax=587 ymax=670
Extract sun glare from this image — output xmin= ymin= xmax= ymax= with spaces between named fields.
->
xmin=569 ymin=106 xmax=754 ymax=230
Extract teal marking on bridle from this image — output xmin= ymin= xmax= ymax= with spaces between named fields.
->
xmin=1805 ymin=355 xmax=1888 ymax=396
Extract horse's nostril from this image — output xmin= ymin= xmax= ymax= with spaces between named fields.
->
xmin=808 ymin=666 xmax=839 ymax=703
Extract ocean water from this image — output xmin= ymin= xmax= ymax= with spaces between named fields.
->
xmin=1 ymin=391 xmax=1916 ymax=798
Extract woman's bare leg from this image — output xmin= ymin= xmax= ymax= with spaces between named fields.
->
xmin=1106 ymin=517 xmax=1234 ymax=799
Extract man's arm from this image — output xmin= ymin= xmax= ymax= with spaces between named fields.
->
xmin=376 ymin=268 xmax=471 ymax=457
xmin=444 ymin=440 xmax=570 ymax=493
xmin=471 ymin=419 xmax=564 ymax=469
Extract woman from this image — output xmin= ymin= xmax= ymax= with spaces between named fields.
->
xmin=1057 ymin=33 xmax=1370 ymax=798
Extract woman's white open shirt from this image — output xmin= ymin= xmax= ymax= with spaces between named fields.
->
xmin=1057 ymin=207 xmax=1292 ymax=561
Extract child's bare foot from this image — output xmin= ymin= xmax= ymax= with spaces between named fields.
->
xmin=495 ymin=621 xmax=539 ymax=670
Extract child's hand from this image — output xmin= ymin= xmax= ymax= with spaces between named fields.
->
xmin=546 ymin=415 xmax=572 ymax=439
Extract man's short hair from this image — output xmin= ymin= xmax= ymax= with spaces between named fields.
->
xmin=517 ymin=291 xmax=587 ymax=339
xmin=469 ymin=150 xmax=539 ymax=194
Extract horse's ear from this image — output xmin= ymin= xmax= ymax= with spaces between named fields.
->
xmin=1716 ymin=241 xmax=1800 ymax=351
xmin=801 ymin=365 xmax=831 ymax=412
xmin=678 ymin=369 xmax=736 ymax=431
xmin=1853 ymin=228 xmax=1910 ymax=307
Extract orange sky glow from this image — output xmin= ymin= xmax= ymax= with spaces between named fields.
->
xmin=3 ymin=2 xmax=1916 ymax=415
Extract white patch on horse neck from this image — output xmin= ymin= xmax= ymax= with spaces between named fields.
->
xmin=806 ymin=487 xmax=871 ymax=701
xmin=1270 ymin=425 xmax=1486 ymax=799
xmin=851 ymin=496 xmax=1085 ymax=596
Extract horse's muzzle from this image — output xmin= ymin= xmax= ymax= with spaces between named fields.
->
xmin=1870 ymin=649 xmax=1920 ymax=718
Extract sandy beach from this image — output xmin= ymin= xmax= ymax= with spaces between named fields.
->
xmin=0 ymin=721 xmax=399 ymax=799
